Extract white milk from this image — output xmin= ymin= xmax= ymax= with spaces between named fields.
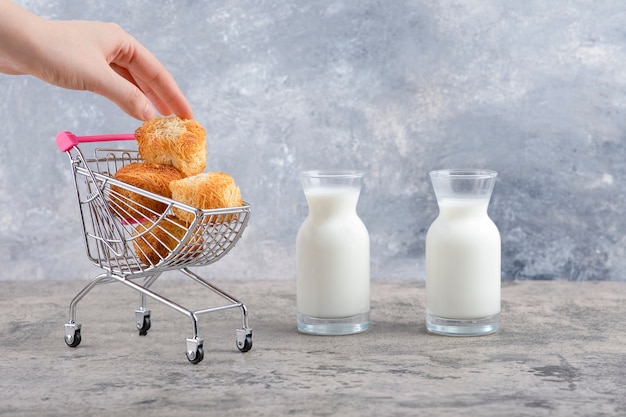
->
xmin=296 ymin=186 xmax=370 ymax=318
xmin=426 ymin=198 xmax=500 ymax=319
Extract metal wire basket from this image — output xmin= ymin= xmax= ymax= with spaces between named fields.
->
xmin=57 ymin=131 xmax=253 ymax=364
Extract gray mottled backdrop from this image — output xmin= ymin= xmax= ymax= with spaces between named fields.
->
xmin=1 ymin=0 xmax=626 ymax=282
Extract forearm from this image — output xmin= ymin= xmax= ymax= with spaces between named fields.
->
xmin=0 ymin=0 xmax=46 ymax=75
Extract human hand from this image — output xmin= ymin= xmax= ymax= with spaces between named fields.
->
xmin=0 ymin=1 xmax=193 ymax=120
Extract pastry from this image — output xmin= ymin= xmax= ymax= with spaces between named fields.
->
xmin=169 ymin=172 xmax=243 ymax=224
xmin=135 ymin=116 xmax=207 ymax=177
xmin=110 ymin=162 xmax=183 ymax=221
xmin=132 ymin=215 xmax=202 ymax=265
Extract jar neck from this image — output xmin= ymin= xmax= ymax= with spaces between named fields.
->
xmin=437 ymin=198 xmax=490 ymax=217
xmin=305 ymin=187 xmax=360 ymax=221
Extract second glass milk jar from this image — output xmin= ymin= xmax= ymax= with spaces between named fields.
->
xmin=296 ymin=170 xmax=370 ymax=335
xmin=425 ymin=169 xmax=501 ymax=336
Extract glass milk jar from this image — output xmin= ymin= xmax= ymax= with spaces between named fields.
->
xmin=425 ymin=169 xmax=501 ymax=336
xmin=296 ymin=170 xmax=370 ymax=335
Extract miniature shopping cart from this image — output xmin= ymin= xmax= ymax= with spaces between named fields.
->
xmin=57 ymin=131 xmax=252 ymax=364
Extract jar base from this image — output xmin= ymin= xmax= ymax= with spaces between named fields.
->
xmin=426 ymin=312 xmax=500 ymax=336
xmin=297 ymin=311 xmax=370 ymax=335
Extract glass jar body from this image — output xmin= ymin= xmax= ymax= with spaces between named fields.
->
xmin=296 ymin=170 xmax=370 ymax=335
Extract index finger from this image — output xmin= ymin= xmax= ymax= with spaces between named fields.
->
xmin=114 ymin=35 xmax=194 ymax=119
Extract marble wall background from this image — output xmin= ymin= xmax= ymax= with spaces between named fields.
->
xmin=2 ymin=0 xmax=626 ymax=281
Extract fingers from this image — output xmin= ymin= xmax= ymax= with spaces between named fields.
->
xmin=95 ymin=60 xmax=191 ymax=121
xmin=117 ymin=63 xmax=176 ymax=117
xmin=93 ymin=64 xmax=157 ymax=120
xmin=110 ymin=34 xmax=194 ymax=120
xmin=110 ymin=63 xmax=164 ymax=118
xmin=135 ymin=64 xmax=194 ymax=119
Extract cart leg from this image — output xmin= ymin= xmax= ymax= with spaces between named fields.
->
xmin=134 ymin=274 xmax=160 ymax=336
xmin=238 ymin=301 xmax=251 ymax=331
xmin=67 ymin=272 xmax=112 ymax=324
xmin=234 ymin=303 xmax=253 ymax=352
xmin=138 ymin=273 xmax=161 ymax=309
xmin=65 ymin=274 xmax=110 ymax=347
xmin=64 ymin=272 xmax=112 ymax=348
xmin=107 ymin=274 xmax=201 ymax=340
xmin=180 ymin=268 xmax=253 ymax=353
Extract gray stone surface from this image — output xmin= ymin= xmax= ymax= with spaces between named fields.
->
xmin=1 ymin=279 xmax=625 ymax=416
xmin=2 ymin=1 xmax=626 ymax=283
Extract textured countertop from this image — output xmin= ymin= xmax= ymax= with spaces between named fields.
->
xmin=1 ymin=279 xmax=625 ymax=416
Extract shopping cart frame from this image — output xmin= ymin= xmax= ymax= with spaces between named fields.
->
xmin=57 ymin=131 xmax=253 ymax=364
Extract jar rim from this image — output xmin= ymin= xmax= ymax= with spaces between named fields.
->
xmin=300 ymin=170 xmax=365 ymax=179
xmin=429 ymin=169 xmax=497 ymax=179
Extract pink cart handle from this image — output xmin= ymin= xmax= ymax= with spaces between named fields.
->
xmin=56 ymin=131 xmax=135 ymax=152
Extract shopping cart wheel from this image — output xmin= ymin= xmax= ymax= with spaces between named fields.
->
xmin=236 ymin=329 xmax=253 ymax=352
xmin=186 ymin=338 xmax=204 ymax=364
xmin=137 ymin=315 xmax=151 ymax=336
xmin=64 ymin=323 xmax=82 ymax=348
xmin=187 ymin=346 xmax=204 ymax=364
xmin=135 ymin=309 xmax=151 ymax=336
